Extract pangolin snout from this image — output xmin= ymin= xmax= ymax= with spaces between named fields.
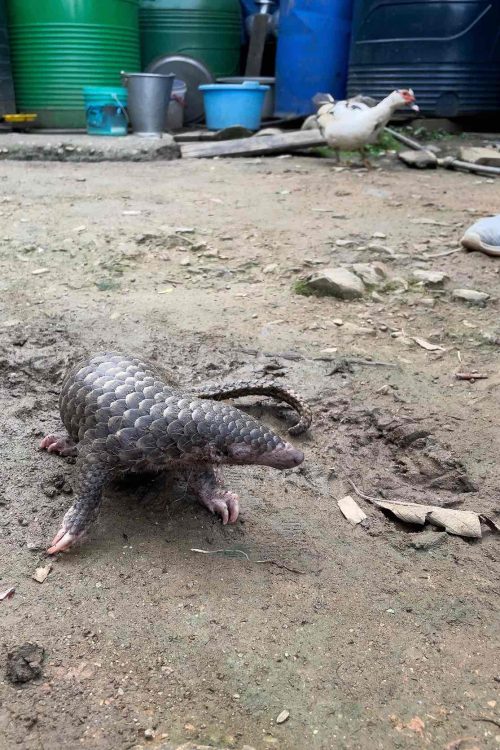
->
xmin=228 ymin=441 xmax=304 ymax=469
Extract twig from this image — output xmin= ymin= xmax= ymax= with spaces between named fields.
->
xmin=191 ymin=548 xmax=250 ymax=559
xmin=423 ymin=248 xmax=461 ymax=259
xmin=345 ymin=477 xmax=379 ymax=505
xmin=455 ymin=372 xmax=488 ymax=381
xmin=191 ymin=548 xmax=308 ymax=573
xmin=254 ymin=560 xmax=308 ymax=575
xmin=347 ymin=358 xmax=399 ymax=367
xmin=324 ymin=357 xmax=399 ymax=369
xmin=471 ymin=716 xmax=500 ymax=728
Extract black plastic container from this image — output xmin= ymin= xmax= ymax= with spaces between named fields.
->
xmin=0 ymin=0 xmax=15 ymax=116
xmin=347 ymin=0 xmax=500 ymax=117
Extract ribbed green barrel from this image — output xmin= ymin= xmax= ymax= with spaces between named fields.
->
xmin=6 ymin=0 xmax=140 ymax=128
xmin=140 ymin=0 xmax=241 ymax=79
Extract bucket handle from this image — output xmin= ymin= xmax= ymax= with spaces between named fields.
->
xmin=112 ymin=93 xmax=129 ymax=123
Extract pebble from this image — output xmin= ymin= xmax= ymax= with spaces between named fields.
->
xmin=32 ymin=564 xmax=52 ymax=583
xmin=372 ymin=231 xmax=387 ymax=239
xmin=302 ymin=268 xmax=365 ymax=300
xmin=411 ymin=269 xmax=449 ymax=287
xmin=452 ymin=288 xmax=490 ymax=305
xmin=143 ymin=728 xmax=154 ymax=740
xmin=351 ymin=262 xmax=388 ymax=287
xmin=409 ymin=531 xmax=447 ymax=550
xmin=397 ymin=150 xmax=438 ymax=169
xmin=343 ymin=322 xmax=377 ymax=337
xmin=276 ymin=710 xmax=290 ymax=724
xmin=332 ymin=318 xmax=343 ymax=326
xmin=263 ymin=263 xmax=278 ymax=274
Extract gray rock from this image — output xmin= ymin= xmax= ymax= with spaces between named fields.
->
xmin=452 ymin=288 xmax=490 ymax=305
xmin=458 ymin=146 xmax=500 ymax=167
xmin=398 ymin=150 xmax=438 ymax=169
xmin=411 ymin=269 xmax=449 ymax=287
xmin=351 ymin=262 xmax=388 ymax=286
xmin=303 ymin=268 xmax=365 ymax=300
xmin=409 ymin=531 xmax=447 ymax=551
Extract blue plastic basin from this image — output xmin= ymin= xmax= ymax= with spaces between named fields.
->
xmin=83 ymin=86 xmax=128 ymax=136
xmin=199 ymin=81 xmax=270 ymax=131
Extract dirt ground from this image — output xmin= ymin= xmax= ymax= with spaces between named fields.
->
xmin=0 ymin=149 xmax=499 ymax=750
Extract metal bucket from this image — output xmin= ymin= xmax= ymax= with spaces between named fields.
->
xmin=121 ymin=71 xmax=174 ymax=136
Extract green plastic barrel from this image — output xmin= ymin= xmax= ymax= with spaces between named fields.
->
xmin=6 ymin=0 xmax=140 ymax=128
xmin=139 ymin=0 xmax=241 ymax=79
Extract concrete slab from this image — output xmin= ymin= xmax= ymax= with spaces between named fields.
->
xmin=0 ymin=132 xmax=180 ymax=161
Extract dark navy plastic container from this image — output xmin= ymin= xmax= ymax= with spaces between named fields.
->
xmin=0 ymin=0 xmax=15 ymax=116
xmin=275 ymin=0 xmax=354 ymax=116
xmin=348 ymin=0 xmax=500 ymax=117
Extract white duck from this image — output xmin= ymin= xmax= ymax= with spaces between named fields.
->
xmin=304 ymin=89 xmax=419 ymax=165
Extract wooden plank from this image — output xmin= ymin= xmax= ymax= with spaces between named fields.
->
xmin=174 ymin=126 xmax=254 ymax=143
xmin=181 ymin=129 xmax=326 ymax=159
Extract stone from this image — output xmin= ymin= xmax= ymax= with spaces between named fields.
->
xmin=303 ymin=268 xmax=365 ymax=300
xmin=398 ymin=150 xmax=438 ymax=169
xmin=351 ymin=262 xmax=388 ymax=287
xmin=458 ymin=146 xmax=500 ymax=167
xmin=6 ymin=643 xmax=45 ymax=683
xmin=452 ymin=288 xmax=490 ymax=305
xmin=276 ymin=710 xmax=290 ymax=724
xmin=343 ymin=322 xmax=377 ymax=336
xmin=263 ymin=263 xmax=278 ymax=274
xmin=411 ymin=269 xmax=449 ymax=287
xmin=409 ymin=531 xmax=447 ymax=551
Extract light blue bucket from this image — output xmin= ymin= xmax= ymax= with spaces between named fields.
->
xmin=83 ymin=86 xmax=129 ymax=136
xmin=199 ymin=81 xmax=270 ymax=131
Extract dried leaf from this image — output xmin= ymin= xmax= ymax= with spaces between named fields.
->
xmin=412 ymin=337 xmax=446 ymax=351
xmin=374 ymin=499 xmax=482 ymax=538
xmin=32 ymin=564 xmax=52 ymax=583
xmin=407 ymin=716 xmax=425 ymax=734
xmin=0 ymin=586 xmax=15 ymax=601
xmin=337 ymin=496 xmax=367 ymax=525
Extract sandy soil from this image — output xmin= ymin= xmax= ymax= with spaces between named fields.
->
xmin=0 ymin=152 xmax=499 ymax=750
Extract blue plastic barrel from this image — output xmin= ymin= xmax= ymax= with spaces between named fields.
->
xmin=275 ymin=0 xmax=354 ymax=116
xmin=83 ymin=86 xmax=129 ymax=136
xmin=348 ymin=0 xmax=500 ymax=117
